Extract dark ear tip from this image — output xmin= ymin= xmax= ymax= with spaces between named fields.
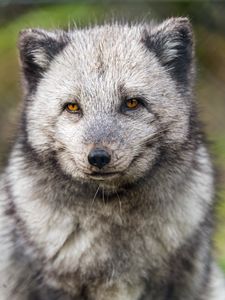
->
xmin=18 ymin=28 xmax=46 ymax=45
xmin=166 ymin=17 xmax=193 ymax=33
xmin=171 ymin=17 xmax=191 ymax=24
xmin=166 ymin=17 xmax=190 ymax=24
xmin=19 ymin=28 xmax=37 ymax=39
xmin=18 ymin=29 xmax=37 ymax=49
xmin=18 ymin=29 xmax=31 ymax=44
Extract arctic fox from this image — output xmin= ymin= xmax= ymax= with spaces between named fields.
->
xmin=0 ymin=17 xmax=224 ymax=299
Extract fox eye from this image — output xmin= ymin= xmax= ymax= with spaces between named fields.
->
xmin=125 ymin=99 xmax=139 ymax=110
xmin=65 ymin=102 xmax=80 ymax=113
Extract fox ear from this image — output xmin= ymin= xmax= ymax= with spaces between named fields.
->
xmin=143 ymin=17 xmax=194 ymax=86
xmin=18 ymin=29 xmax=68 ymax=92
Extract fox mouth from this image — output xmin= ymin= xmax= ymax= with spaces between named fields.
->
xmin=84 ymin=171 xmax=121 ymax=181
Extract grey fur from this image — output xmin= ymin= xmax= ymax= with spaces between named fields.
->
xmin=0 ymin=18 xmax=225 ymax=299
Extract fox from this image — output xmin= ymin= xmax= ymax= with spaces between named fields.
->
xmin=0 ymin=17 xmax=224 ymax=300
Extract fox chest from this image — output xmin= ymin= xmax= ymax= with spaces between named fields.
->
xmin=20 ymin=205 xmax=169 ymax=294
xmin=35 ymin=216 xmax=129 ymax=291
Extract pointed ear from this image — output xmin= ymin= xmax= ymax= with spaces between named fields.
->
xmin=18 ymin=29 xmax=69 ymax=92
xmin=143 ymin=18 xmax=194 ymax=86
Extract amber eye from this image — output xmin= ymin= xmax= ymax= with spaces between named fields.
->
xmin=125 ymin=99 xmax=139 ymax=110
xmin=65 ymin=103 xmax=80 ymax=113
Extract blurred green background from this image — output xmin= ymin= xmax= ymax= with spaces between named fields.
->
xmin=0 ymin=0 xmax=224 ymax=271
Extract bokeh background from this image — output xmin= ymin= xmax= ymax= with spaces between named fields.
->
xmin=0 ymin=0 xmax=225 ymax=271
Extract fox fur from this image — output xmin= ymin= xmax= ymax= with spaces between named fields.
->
xmin=0 ymin=18 xmax=224 ymax=300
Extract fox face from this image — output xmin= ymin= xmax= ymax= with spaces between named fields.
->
xmin=19 ymin=18 xmax=194 ymax=189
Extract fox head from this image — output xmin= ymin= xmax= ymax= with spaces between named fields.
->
xmin=18 ymin=18 xmax=195 ymax=190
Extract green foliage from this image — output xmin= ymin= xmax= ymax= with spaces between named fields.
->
xmin=0 ymin=4 xmax=105 ymax=53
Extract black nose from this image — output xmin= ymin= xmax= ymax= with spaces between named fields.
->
xmin=88 ymin=148 xmax=111 ymax=169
